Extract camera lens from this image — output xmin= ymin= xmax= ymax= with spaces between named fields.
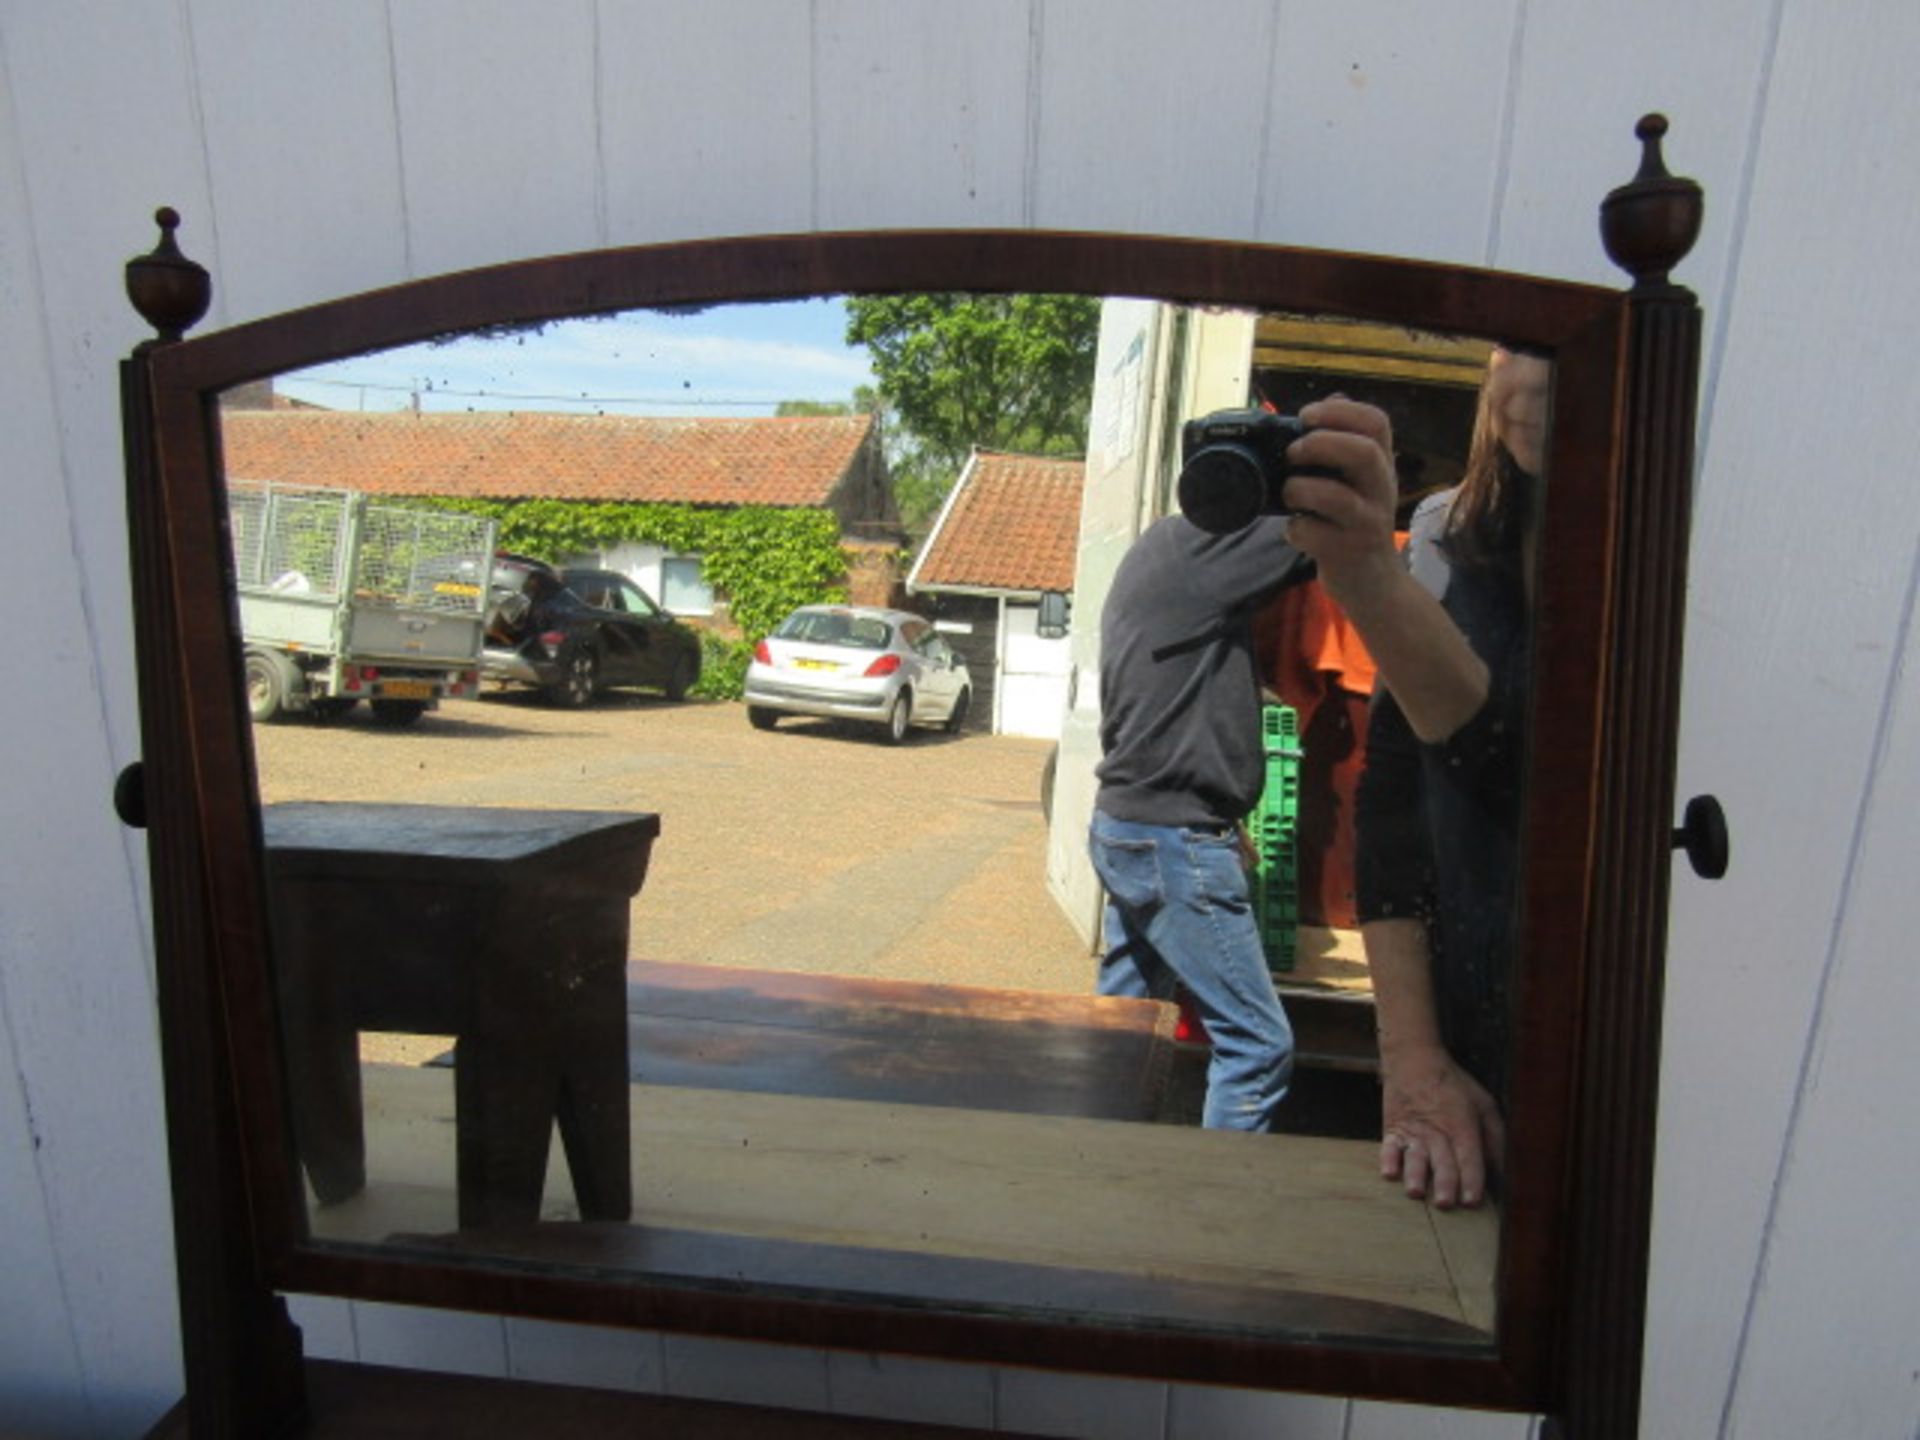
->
xmin=1177 ymin=445 xmax=1268 ymax=533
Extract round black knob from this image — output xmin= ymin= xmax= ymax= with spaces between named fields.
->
xmin=113 ymin=762 xmax=147 ymax=829
xmin=1673 ymin=793 xmax=1728 ymax=879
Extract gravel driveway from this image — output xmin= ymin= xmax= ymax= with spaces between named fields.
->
xmin=253 ymin=689 xmax=1093 ymax=996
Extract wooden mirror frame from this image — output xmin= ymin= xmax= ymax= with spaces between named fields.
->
xmin=119 ymin=119 xmax=1703 ymax=1439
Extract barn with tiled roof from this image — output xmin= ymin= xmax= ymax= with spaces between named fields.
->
xmin=906 ymin=450 xmax=1084 ymax=739
xmin=220 ymin=409 xmax=896 ymax=530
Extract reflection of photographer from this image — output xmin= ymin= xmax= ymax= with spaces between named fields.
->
xmin=1089 ymin=456 xmax=1314 ymax=1132
xmin=1197 ymin=351 xmax=1545 ymax=1210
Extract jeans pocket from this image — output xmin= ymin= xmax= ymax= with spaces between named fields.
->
xmin=1091 ymin=834 xmax=1164 ymax=912
xmin=1184 ymin=830 xmax=1252 ymax=913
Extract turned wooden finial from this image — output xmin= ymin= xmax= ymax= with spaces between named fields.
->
xmin=1600 ymin=114 xmax=1705 ymax=291
xmin=125 ymin=206 xmax=212 ymax=343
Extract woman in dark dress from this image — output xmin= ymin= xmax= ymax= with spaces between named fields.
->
xmin=1281 ymin=347 xmax=1549 ymax=1210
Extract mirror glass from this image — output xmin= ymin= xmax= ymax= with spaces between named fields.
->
xmin=215 ymin=291 xmax=1549 ymax=1351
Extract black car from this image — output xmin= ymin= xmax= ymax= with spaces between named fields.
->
xmin=483 ymin=555 xmax=702 ymax=707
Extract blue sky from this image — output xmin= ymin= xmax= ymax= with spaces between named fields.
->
xmin=275 ymin=297 xmax=877 ymax=417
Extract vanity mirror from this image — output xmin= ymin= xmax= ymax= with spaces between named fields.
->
xmin=120 ymin=117 xmax=1711 ymax=1439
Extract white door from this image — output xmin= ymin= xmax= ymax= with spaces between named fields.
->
xmin=995 ymin=600 xmax=1071 ymax=739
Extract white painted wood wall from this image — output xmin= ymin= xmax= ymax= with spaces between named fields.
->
xmin=4 ymin=3 xmax=1916 ymax=1435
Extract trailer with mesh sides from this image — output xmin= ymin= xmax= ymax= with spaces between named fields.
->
xmin=227 ymin=480 xmax=498 ymax=726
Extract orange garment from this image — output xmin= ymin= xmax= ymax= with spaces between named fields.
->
xmin=1252 ymin=546 xmax=1404 ymax=929
xmin=1258 ymin=580 xmax=1379 ymax=706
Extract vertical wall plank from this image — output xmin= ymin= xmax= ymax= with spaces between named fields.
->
xmin=284 ymin=1295 xmax=357 ymax=1363
xmin=826 ymin=1351 xmax=995 ymax=1431
xmin=504 ymin=1317 xmax=665 ymax=1393
xmin=997 ymin=1367 xmax=1167 ymax=1440
xmin=0 ymin=65 xmax=89 ymax=1434
xmin=662 ymin=1334 xmax=830 ymax=1411
xmin=1167 ymin=1382 xmax=1347 ymax=1439
xmin=1 ymin=0 xmax=215 ymax=761
xmin=351 ymin=1302 xmax=508 ymax=1378
xmin=388 ymin=0 xmax=604 ymax=276
xmin=814 ymin=0 xmax=1032 ymax=230
xmin=1349 ymin=1403 xmax=1535 ymax=1439
xmin=0 ymin=9 xmax=203 ymax=1434
xmin=1256 ymin=0 xmax=1518 ymax=262
xmin=186 ymin=0 xmax=409 ymax=323
xmin=1724 ymin=587 xmax=1920 ymax=1433
xmin=1648 ymin=3 xmax=1920 ymax=1436
xmin=0 ymin=1027 xmax=85 ymax=1436
xmin=595 ymin=0 xmax=814 ymax=246
xmin=1031 ymin=0 xmax=1275 ymax=238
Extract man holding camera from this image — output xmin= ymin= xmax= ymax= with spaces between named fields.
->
xmin=1094 ymin=395 xmax=1495 ymax=1152
xmin=1087 ymin=414 xmax=1317 ymax=1132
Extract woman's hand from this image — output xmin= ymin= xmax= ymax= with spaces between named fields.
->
xmin=1378 ymin=1042 xmax=1507 ymax=1209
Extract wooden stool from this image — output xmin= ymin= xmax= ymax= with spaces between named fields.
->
xmin=263 ymin=803 xmax=659 ymax=1230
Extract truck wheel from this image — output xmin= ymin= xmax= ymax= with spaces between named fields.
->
xmin=370 ymin=699 xmax=428 ymax=728
xmin=547 ymin=646 xmax=599 ymax=708
xmin=245 ymin=650 xmax=297 ymax=723
xmin=310 ymin=698 xmax=358 ymax=723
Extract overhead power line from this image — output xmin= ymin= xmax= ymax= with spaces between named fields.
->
xmin=284 ymin=376 xmax=846 ymax=409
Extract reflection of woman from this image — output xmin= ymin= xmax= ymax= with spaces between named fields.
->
xmin=1280 ymin=347 xmax=1548 ymax=1210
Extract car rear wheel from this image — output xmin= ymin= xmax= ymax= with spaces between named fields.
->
xmin=664 ymin=651 xmax=697 ymax=702
xmin=547 ymin=646 xmax=599 ymax=708
xmin=245 ymin=649 xmax=298 ymax=723
xmin=370 ymin=699 xmax=428 ymax=728
xmin=882 ymin=690 xmax=913 ymax=745
xmin=943 ymin=686 xmax=971 ymax=735
xmin=747 ymin=705 xmax=779 ymax=731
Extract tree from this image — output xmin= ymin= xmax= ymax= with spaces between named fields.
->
xmin=773 ymin=399 xmax=854 ymax=416
xmin=845 ymin=294 xmax=1099 ymax=528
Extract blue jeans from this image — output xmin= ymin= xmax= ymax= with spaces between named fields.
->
xmin=1088 ymin=810 xmax=1293 ymax=1132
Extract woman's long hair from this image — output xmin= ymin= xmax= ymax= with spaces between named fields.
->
xmin=1443 ymin=358 xmax=1537 ymax=571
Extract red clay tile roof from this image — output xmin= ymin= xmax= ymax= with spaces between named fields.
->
xmin=220 ymin=410 xmax=875 ymax=508
xmin=912 ymin=450 xmax=1085 ymax=593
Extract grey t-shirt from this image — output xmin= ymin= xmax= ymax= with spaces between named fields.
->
xmin=1093 ymin=512 xmax=1310 ymax=828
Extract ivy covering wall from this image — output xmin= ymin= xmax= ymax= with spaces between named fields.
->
xmin=412 ymin=497 xmax=859 ymax=697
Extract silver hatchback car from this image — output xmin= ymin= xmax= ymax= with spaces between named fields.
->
xmin=744 ymin=605 xmax=972 ymax=743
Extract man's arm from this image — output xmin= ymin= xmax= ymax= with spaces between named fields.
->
xmin=1363 ymin=917 xmax=1505 ymax=1209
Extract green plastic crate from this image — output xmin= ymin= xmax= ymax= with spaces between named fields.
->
xmin=1249 ymin=704 xmax=1302 ymax=974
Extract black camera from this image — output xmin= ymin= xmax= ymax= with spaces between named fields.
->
xmin=1175 ymin=408 xmax=1310 ymax=534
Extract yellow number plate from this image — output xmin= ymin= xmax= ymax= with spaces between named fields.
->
xmin=380 ymin=679 xmax=434 ymax=700
xmin=794 ymin=659 xmax=837 ymax=671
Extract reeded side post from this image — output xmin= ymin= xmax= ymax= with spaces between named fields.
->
xmin=1550 ymin=116 xmax=1705 ymax=1440
xmin=121 ymin=208 xmax=307 ymax=1437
